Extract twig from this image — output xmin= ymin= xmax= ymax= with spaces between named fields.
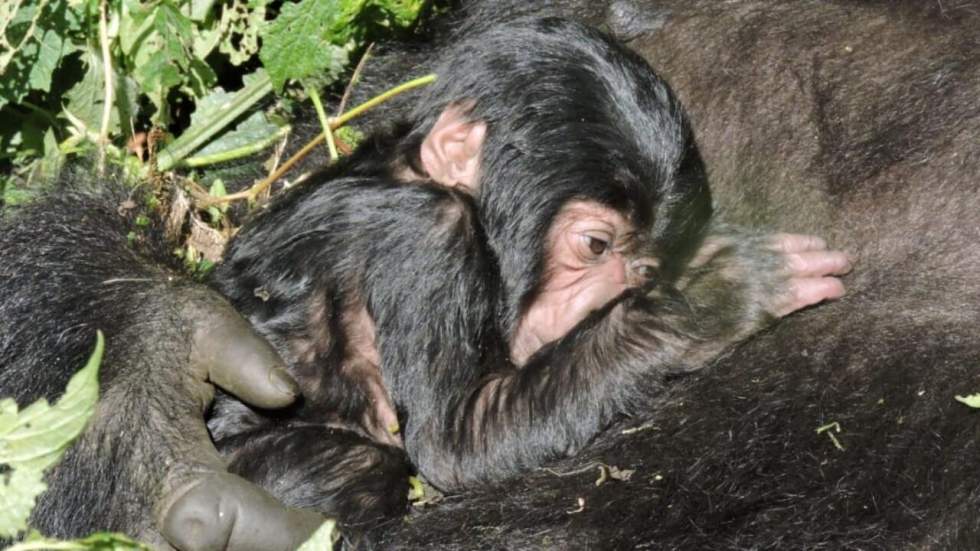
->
xmin=336 ymin=43 xmax=374 ymax=116
xmin=97 ymin=0 xmax=113 ymax=176
xmin=204 ymin=73 xmax=437 ymax=205
xmin=539 ymin=462 xmax=599 ymax=477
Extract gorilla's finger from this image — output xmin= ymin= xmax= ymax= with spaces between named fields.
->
xmin=161 ymin=472 xmax=327 ymax=551
xmin=188 ymin=299 xmax=299 ymax=409
xmin=770 ymin=233 xmax=828 ymax=254
xmin=785 ymin=250 xmax=853 ymax=278
xmin=777 ymin=277 xmax=846 ymax=317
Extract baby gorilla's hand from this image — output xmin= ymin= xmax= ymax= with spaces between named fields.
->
xmin=769 ymin=233 xmax=852 ymax=317
xmin=668 ymin=227 xmax=852 ymax=369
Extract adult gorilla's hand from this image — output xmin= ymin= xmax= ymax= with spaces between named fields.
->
xmin=154 ymin=295 xmax=325 ymax=550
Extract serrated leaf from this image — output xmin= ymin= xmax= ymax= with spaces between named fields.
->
xmin=0 ymin=467 xmax=47 ymax=538
xmin=0 ymin=331 xmax=102 ymax=472
xmin=63 ymin=46 xmax=140 ymax=139
xmin=0 ymin=332 xmax=102 ymax=538
xmin=121 ymin=0 xmax=215 ymax=122
xmin=296 ymin=520 xmax=338 ymax=551
xmin=258 ymin=0 xmax=360 ymax=91
xmin=955 ymin=393 xmax=980 ymax=408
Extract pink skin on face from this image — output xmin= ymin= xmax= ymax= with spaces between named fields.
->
xmin=509 ymin=204 xmax=854 ymax=366
xmin=511 ymin=201 xmax=657 ymax=365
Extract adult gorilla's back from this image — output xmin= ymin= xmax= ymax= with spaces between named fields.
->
xmin=371 ymin=2 xmax=980 ymax=548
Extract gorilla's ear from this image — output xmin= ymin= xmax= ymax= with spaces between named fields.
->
xmin=420 ymin=104 xmax=486 ymax=193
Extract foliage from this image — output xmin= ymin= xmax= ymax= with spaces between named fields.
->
xmin=1 ymin=0 xmax=430 ymax=198
xmin=0 ymin=330 xmax=339 ymax=548
xmin=0 ymin=332 xmax=103 ymax=541
xmin=296 ymin=520 xmax=338 ymax=551
xmin=0 ymin=1 xmax=435 ymax=546
xmin=955 ymin=393 xmax=980 ymax=408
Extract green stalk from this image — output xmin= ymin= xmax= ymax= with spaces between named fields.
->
xmin=155 ymin=72 xmax=274 ymax=173
xmin=332 ymin=74 xmax=436 ymax=129
xmin=182 ymin=126 xmax=291 ymax=168
xmin=306 ymin=85 xmax=338 ymax=161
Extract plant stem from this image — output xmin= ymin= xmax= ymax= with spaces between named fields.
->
xmin=182 ymin=125 xmax=290 ymax=168
xmin=206 ymin=73 xmax=437 ymax=205
xmin=333 ymin=73 xmax=436 ymax=128
xmin=155 ymin=71 xmax=274 ymax=173
xmin=97 ymin=0 xmax=113 ymax=176
xmin=306 ymin=84 xmax=337 ymax=161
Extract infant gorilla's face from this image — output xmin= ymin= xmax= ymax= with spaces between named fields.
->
xmin=510 ymin=200 xmax=658 ymax=365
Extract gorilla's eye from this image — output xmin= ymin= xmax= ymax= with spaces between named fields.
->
xmin=634 ymin=263 xmax=657 ymax=281
xmin=587 ymin=236 xmax=609 ymax=256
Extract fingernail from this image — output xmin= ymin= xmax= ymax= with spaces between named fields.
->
xmin=269 ymin=367 xmax=298 ymax=397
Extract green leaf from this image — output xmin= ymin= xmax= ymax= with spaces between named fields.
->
xmin=955 ymin=393 xmax=980 ymax=408
xmin=0 ymin=0 xmax=80 ymax=108
xmin=0 ymin=332 xmax=102 ymax=471
xmin=0 ymin=468 xmax=48 ymax=538
xmin=296 ymin=520 xmax=338 ymax=551
xmin=121 ymin=0 xmax=216 ymax=123
xmin=192 ymin=94 xmax=281 ymax=158
xmin=155 ymin=70 xmax=273 ymax=171
xmin=215 ymin=0 xmax=269 ymax=66
xmin=335 ymin=125 xmax=364 ymax=150
xmin=63 ymin=46 xmax=140 ymax=140
xmin=27 ymin=25 xmax=69 ymax=93
xmin=0 ymin=332 xmax=103 ymax=538
xmin=7 ymin=531 xmax=151 ymax=550
xmin=2 ymin=182 xmax=34 ymax=206
xmin=369 ymin=0 xmax=426 ymax=29
xmin=188 ymin=0 xmax=218 ymax=21
xmin=207 ymin=177 xmax=227 ymax=223
xmin=258 ymin=0 xmax=359 ymax=91
xmin=36 ymin=127 xmax=64 ymax=181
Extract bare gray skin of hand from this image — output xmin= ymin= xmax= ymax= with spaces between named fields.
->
xmin=156 ymin=297 xmax=325 ymax=551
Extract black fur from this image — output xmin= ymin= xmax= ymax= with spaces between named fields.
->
xmin=0 ymin=182 xmax=407 ymax=544
xmin=342 ymin=1 xmax=980 ymax=548
xmin=0 ymin=182 xmax=201 ymax=544
xmin=210 ymin=17 xmax=797 ymax=508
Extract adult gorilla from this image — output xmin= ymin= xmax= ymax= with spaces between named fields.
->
xmin=358 ymin=1 xmax=980 ymax=548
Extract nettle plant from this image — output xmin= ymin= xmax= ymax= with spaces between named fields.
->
xmin=0 ymin=0 xmax=429 ymax=199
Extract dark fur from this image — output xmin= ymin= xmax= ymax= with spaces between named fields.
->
xmin=0 ymin=182 xmax=204 ymax=545
xmin=209 ymin=17 xmax=793 ymax=511
xmin=0 ymin=182 xmax=408 ymax=544
xmin=334 ymin=1 xmax=980 ymax=548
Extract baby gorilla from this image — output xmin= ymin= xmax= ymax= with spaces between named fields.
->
xmin=203 ymin=18 xmax=849 ymax=530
